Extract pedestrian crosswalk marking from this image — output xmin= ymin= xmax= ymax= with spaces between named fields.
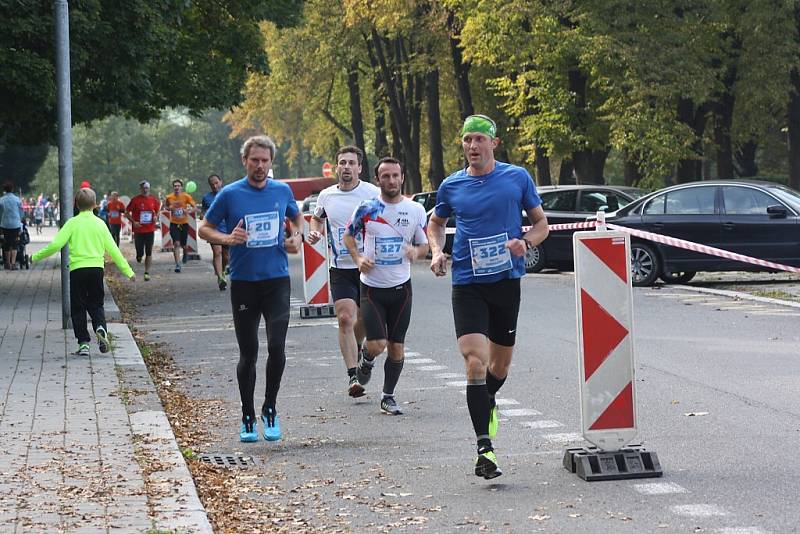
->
xmin=671 ymin=504 xmax=728 ymax=517
xmin=632 ymin=482 xmax=688 ymax=495
xmin=519 ymin=420 xmax=563 ymax=429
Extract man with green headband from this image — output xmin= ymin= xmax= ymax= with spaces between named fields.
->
xmin=427 ymin=114 xmax=549 ymax=479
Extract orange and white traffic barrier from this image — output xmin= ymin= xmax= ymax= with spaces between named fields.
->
xmin=160 ymin=211 xmax=173 ymax=252
xmin=185 ymin=212 xmax=200 ymax=260
xmin=300 ymin=214 xmax=334 ymax=318
xmin=563 ymin=225 xmax=661 ymax=481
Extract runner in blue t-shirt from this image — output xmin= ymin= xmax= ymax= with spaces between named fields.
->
xmin=427 ymin=115 xmax=549 ymax=480
xmin=200 ymin=174 xmax=229 ymax=290
xmin=199 ymin=135 xmax=303 ymax=444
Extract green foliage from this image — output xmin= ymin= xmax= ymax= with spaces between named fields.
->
xmin=30 ymin=110 xmax=246 ymax=198
xmin=0 ymin=0 xmax=273 ymax=148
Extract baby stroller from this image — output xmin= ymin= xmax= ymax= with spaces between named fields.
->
xmin=16 ymin=222 xmax=31 ymax=269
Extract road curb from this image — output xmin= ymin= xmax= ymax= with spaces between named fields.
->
xmin=108 ymin=323 xmax=213 ymax=533
xmin=666 ymin=284 xmax=800 ymax=309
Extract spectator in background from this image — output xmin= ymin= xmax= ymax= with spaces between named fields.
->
xmin=106 ymin=191 xmax=126 ymax=246
xmin=0 ymin=181 xmax=24 ymax=270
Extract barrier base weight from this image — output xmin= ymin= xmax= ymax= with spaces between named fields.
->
xmin=300 ymin=304 xmax=335 ymax=319
xmin=563 ymin=445 xmax=662 ymax=481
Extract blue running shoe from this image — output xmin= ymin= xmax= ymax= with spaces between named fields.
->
xmin=262 ymin=408 xmax=282 ymax=441
xmin=239 ymin=416 xmax=258 ymax=442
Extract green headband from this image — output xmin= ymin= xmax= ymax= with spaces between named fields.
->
xmin=461 ymin=115 xmax=496 ymax=138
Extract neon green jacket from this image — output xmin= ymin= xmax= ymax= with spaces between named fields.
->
xmin=32 ymin=210 xmax=134 ymax=277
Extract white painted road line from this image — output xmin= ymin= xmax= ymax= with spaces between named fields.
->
xmin=501 ymin=408 xmax=542 ymax=417
xmin=519 ymin=420 xmax=564 ymax=429
xmin=540 ymin=432 xmax=583 ymax=444
xmin=671 ymin=504 xmax=728 ymax=517
xmin=415 ymin=365 xmax=448 ymax=371
xmin=494 ymin=398 xmax=520 ymax=406
xmin=434 ymin=373 xmax=463 ymax=379
xmin=405 ymin=358 xmax=436 ymax=364
xmin=632 ymin=482 xmax=689 ymax=495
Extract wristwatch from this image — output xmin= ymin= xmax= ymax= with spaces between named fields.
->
xmin=523 ymin=237 xmax=534 ymax=250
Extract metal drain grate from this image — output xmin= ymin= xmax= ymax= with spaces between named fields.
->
xmin=197 ymin=453 xmax=257 ymax=467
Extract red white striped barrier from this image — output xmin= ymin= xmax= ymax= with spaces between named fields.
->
xmin=443 ymin=219 xmax=800 ymax=274
xmin=300 ymin=214 xmax=333 ymax=318
xmin=160 ymin=211 xmax=173 ymax=252
xmin=573 ymin=230 xmax=638 ymax=450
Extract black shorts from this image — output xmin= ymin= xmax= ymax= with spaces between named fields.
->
xmin=330 ymin=268 xmax=361 ymax=304
xmin=452 ymin=278 xmax=521 ymax=346
xmin=1 ymin=227 xmax=20 ymax=252
xmin=169 ymin=223 xmax=189 ymax=246
xmin=361 ymin=280 xmax=413 ymax=343
xmin=134 ymin=232 xmax=155 ymax=258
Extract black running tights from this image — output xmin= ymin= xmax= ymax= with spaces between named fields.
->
xmin=230 ymin=277 xmax=291 ymax=419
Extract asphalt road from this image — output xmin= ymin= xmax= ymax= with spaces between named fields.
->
xmin=122 ymin=245 xmax=800 ymax=533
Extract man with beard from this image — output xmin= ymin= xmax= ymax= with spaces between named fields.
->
xmin=427 ymin=114 xmax=549 ymax=480
xmin=307 ymin=146 xmax=380 ymax=398
xmin=201 ymin=174 xmax=230 ymax=290
xmin=199 ymin=135 xmax=303 ymax=443
xmin=343 ymin=157 xmax=428 ymax=415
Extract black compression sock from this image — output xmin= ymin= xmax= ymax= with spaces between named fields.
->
xmin=486 ymin=370 xmax=506 ymax=396
xmin=466 ymin=380 xmax=491 ymax=440
xmin=347 ymin=367 xmax=357 ymax=377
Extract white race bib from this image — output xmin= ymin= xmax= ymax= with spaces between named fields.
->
xmin=375 ymin=236 xmax=404 ymax=266
xmin=173 ymin=208 xmax=185 ymax=217
xmin=336 ymin=226 xmax=363 ymax=256
xmin=109 ymin=210 xmax=120 ymax=218
xmin=245 ymin=211 xmax=280 ymax=248
xmin=469 ymin=233 xmax=512 ymax=276
xmin=140 ymin=211 xmax=153 ymax=224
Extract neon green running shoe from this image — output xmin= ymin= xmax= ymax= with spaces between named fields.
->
xmin=488 ymin=396 xmax=498 ymax=439
xmin=475 ymin=448 xmax=502 ymax=479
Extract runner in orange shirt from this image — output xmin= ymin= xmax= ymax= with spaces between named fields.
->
xmin=106 ymin=191 xmax=127 ymax=246
xmin=163 ymin=179 xmax=196 ymax=272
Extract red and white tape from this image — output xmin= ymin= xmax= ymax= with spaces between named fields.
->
xmin=444 ymin=220 xmax=800 ymax=274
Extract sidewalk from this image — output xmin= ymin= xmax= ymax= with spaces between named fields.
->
xmin=0 ymin=229 xmax=211 ymax=532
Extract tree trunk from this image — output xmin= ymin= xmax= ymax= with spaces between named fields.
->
xmin=623 ymin=154 xmax=643 ymax=186
xmin=447 ymin=10 xmax=474 ymax=120
xmin=534 ymin=145 xmax=551 ymax=186
xmin=346 ymin=63 xmax=369 ymax=181
xmin=559 ymin=158 xmax=575 ymax=185
xmin=369 ymin=30 xmax=422 ymax=192
xmin=366 ymin=40 xmax=389 ymax=159
xmin=676 ymin=98 xmax=709 ymax=183
xmin=734 ymin=140 xmax=758 ymax=177
xmin=789 ymin=68 xmax=800 ymax=190
xmin=572 ymin=148 xmax=609 ymax=184
xmin=713 ymin=92 xmax=735 ymax=180
xmin=426 ymin=66 xmax=446 ymax=190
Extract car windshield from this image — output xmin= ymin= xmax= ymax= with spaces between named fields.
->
xmin=769 ymin=185 xmax=800 ymax=211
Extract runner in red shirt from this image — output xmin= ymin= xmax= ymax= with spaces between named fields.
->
xmin=106 ymin=191 xmax=127 ymax=246
xmin=125 ymin=181 xmax=161 ymax=281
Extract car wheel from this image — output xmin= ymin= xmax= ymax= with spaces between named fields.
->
xmin=660 ymin=270 xmax=695 ymax=284
xmin=525 ymin=244 xmax=546 ymax=273
xmin=630 ymin=243 xmax=659 ymax=287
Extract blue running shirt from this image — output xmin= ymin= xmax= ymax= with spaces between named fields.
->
xmin=204 ymin=177 xmax=298 ymax=281
xmin=434 ymin=162 xmax=542 ymax=285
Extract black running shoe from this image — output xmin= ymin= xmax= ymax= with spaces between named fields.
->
xmin=356 ymin=346 xmax=375 ymax=386
xmin=380 ymin=395 xmax=403 ymax=415
xmin=218 ymin=277 xmax=227 ymax=291
xmin=348 ymin=374 xmax=365 ymax=398
xmin=475 ymin=446 xmax=502 ymax=479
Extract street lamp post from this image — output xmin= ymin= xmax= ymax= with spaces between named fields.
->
xmin=54 ymin=0 xmax=73 ymax=330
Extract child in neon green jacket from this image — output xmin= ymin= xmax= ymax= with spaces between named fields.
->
xmin=33 ymin=188 xmax=135 ymax=355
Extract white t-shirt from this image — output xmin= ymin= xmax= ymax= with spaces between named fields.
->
xmin=314 ymin=180 xmax=380 ymax=269
xmin=348 ymin=197 xmax=428 ymax=288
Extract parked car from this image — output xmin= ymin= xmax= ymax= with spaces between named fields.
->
xmin=526 ymin=185 xmax=646 ymax=273
xmin=606 ymin=180 xmax=800 ymax=286
xmin=413 ymin=191 xmax=437 ymax=212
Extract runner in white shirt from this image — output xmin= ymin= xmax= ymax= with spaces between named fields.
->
xmin=343 ymin=157 xmax=428 ymax=415
xmin=307 ymin=146 xmax=380 ymax=398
